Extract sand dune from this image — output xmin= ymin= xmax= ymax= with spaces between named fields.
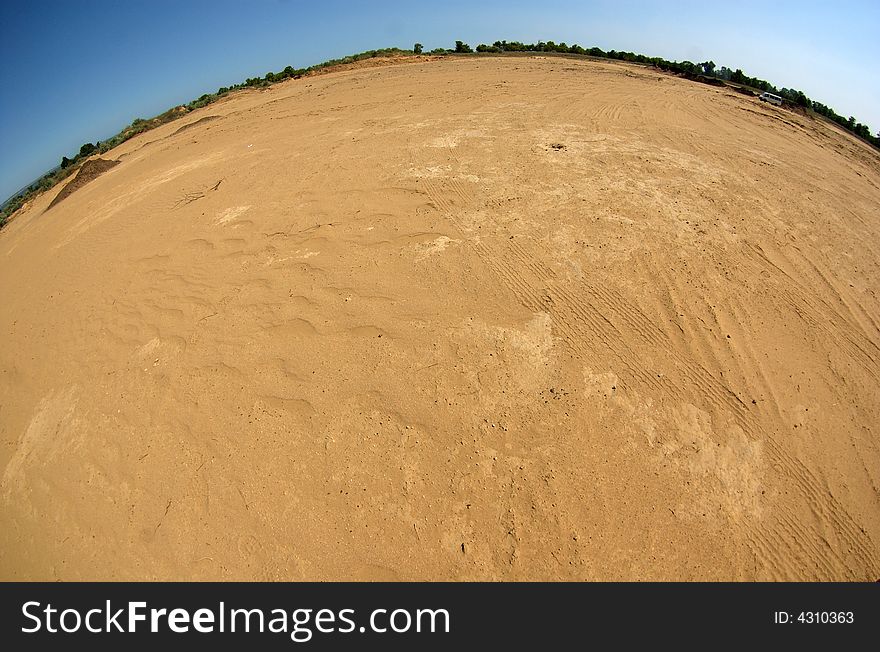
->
xmin=1 ymin=55 xmax=878 ymax=580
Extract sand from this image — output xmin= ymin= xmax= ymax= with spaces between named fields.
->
xmin=1 ymin=55 xmax=878 ymax=581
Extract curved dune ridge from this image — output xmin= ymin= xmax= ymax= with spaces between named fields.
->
xmin=1 ymin=56 xmax=878 ymax=580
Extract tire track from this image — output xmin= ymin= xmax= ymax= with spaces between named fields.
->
xmin=742 ymin=242 xmax=879 ymax=374
xmin=638 ymin=251 xmax=880 ymax=578
xmin=420 ymin=174 xmax=878 ymax=579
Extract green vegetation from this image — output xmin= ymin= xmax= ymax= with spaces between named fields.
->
xmin=2 ymin=40 xmax=877 ymax=230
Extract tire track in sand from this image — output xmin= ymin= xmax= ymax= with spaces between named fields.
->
xmin=421 ymin=173 xmax=879 ymax=579
xmin=636 ymin=249 xmax=880 ymax=580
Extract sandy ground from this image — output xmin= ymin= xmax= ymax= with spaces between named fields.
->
xmin=1 ymin=56 xmax=878 ymax=581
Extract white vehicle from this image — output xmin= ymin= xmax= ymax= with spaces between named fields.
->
xmin=758 ymin=92 xmax=783 ymax=106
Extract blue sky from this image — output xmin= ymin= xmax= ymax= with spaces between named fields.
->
xmin=1 ymin=0 xmax=878 ymax=201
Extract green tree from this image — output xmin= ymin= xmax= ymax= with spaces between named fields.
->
xmin=79 ymin=143 xmax=97 ymax=157
xmin=454 ymin=40 xmax=473 ymax=53
xmin=413 ymin=43 xmax=423 ymax=54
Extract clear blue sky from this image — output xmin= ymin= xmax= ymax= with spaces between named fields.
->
xmin=1 ymin=0 xmax=878 ymax=201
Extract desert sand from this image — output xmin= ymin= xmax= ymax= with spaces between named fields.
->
xmin=1 ymin=55 xmax=878 ymax=580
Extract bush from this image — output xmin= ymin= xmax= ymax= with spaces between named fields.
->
xmin=413 ymin=43 xmax=423 ymax=54
xmin=454 ymin=40 xmax=472 ymax=53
